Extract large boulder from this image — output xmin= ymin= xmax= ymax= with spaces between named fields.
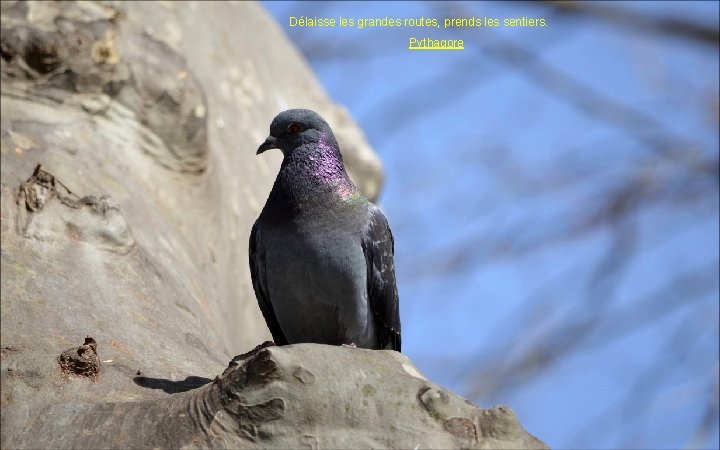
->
xmin=0 ymin=2 xmax=547 ymax=448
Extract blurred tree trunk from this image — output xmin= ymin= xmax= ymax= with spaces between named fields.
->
xmin=0 ymin=2 xmax=546 ymax=448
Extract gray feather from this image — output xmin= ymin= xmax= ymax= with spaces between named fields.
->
xmin=249 ymin=109 xmax=401 ymax=351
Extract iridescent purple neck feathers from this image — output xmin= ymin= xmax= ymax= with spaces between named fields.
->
xmin=262 ymin=132 xmax=365 ymax=220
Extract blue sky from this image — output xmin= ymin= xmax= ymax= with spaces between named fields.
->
xmin=262 ymin=2 xmax=719 ymax=448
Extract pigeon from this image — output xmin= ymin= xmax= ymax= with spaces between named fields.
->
xmin=249 ymin=109 xmax=401 ymax=351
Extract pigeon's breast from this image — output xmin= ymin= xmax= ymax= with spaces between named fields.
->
xmin=262 ymin=223 xmax=377 ymax=347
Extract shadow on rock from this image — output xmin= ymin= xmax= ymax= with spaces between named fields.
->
xmin=133 ymin=375 xmax=213 ymax=393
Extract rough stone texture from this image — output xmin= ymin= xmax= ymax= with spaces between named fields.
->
xmin=5 ymin=343 xmax=547 ymax=449
xmin=58 ymin=336 xmax=100 ymax=380
xmin=0 ymin=2 xmax=547 ymax=449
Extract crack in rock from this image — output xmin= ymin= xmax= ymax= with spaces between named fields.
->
xmin=16 ymin=164 xmax=135 ymax=253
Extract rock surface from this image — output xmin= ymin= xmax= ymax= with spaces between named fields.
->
xmin=0 ymin=2 xmax=547 ymax=448
xmin=5 ymin=343 xmax=547 ymax=449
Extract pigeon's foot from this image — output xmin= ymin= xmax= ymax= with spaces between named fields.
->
xmin=223 ymin=341 xmax=277 ymax=375
xmin=341 ymin=343 xmax=357 ymax=348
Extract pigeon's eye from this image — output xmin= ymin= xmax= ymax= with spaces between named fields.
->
xmin=288 ymin=123 xmax=301 ymax=134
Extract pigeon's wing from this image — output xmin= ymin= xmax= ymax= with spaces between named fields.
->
xmin=361 ymin=205 xmax=401 ymax=351
xmin=249 ymin=220 xmax=289 ymax=345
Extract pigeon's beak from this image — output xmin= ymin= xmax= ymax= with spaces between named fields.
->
xmin=257 ymin=136 xmax=279 ymax=155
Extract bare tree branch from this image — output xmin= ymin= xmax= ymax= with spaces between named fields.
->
xmin=528 ymin=0 xmax=720 ymax=47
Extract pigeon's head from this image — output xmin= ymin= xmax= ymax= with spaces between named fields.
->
xmin=257 ymin=109 xmax=336 ymax=156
